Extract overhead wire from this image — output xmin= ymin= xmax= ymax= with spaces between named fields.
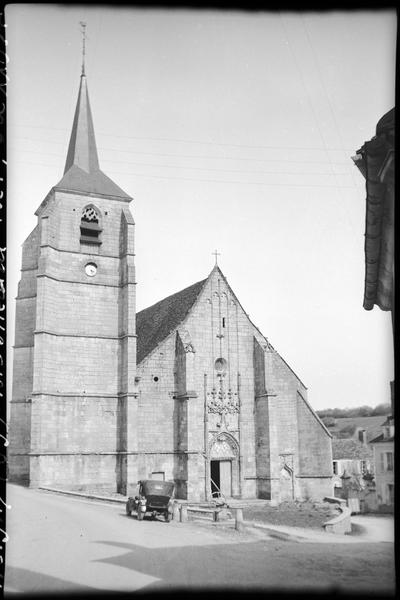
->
xmin=10 ymin=21 xmax=361 ymax=194
xmin=10 ymin=135 xmax=353 ymax=165
xmin=11 ymin=135 xmax=354 ymax=166
xmin=300 ymin=14 xmax=360 ymax=237
xmin=300 ymin=14 xmax=359 ymax=190
xmin=12 ymin=158 xmax=363 ymax=189
xmin=11 ymin=123 xmax=355 ymax=152
xmin=9 ymin=146 xmax=354 ymax=177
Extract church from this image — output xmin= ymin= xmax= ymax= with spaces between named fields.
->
xmin=9 ymin=66 xmax=333 ymax=503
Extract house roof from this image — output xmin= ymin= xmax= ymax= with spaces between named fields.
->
xmin=332 ymin=438 xmax=373 ymax=460
xmin=327 ymin=416 xmax=387 ymax=443
xmin=352 ymin=107 xmax=394 ymax=311
xmin=369 ymin=434 xmax=394 ymax=444
xmin=55 ymin=74 xmax=131 ymax=200
xmin=136 ymin=278 xmax=207 ymax=364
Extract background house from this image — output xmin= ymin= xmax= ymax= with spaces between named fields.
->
xmin=332 ymin=438 xmax=373 ymax=489
xmin=370 ymin=415 xmax=394 ymax=512
xmin=325 ymin=413 xmax=391 ymax=512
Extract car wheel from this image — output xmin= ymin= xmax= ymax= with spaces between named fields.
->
xmin=137 ymin=510 xmax=144 ymax=521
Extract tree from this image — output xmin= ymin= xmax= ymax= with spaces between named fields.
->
xmin=371 ymin=403 xmax=391 ymax=416
xmin=317 ymin=404 xmax=391 ymax=419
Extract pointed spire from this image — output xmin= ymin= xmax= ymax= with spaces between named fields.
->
xmin=64 ymin=74 xmax=99 ymax=174
xmin=55 ymin=24 xmax=131 ymax=200
xmin=80 ymin=21 xmax=86 ymax=76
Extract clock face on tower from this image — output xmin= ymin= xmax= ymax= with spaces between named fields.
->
xmin=85 ymin=262 xmax=97 ymax=277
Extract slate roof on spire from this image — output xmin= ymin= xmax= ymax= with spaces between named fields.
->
xmin=55 ymin=74 xmax=131 ymax=200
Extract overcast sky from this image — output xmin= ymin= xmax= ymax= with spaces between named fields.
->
xmin=6 ymin=5 xmax=395 ymax=411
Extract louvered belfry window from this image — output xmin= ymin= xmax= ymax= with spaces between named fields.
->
xmin=80 ymin=205 xmax=102 ymax=245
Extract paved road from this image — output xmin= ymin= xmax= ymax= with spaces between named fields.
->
xmin=350 ymin=514 xmax=394 ymax=542
xmin=4 ymin=485 xmax=395 ymax=595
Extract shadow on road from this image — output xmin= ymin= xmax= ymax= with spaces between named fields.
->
xmin=4 ymin=565 xmax=98 ymax=594
xmin=92 ymin=538 xmax=278 ymax=590
xmin=91 ymin=538 xmax=395 ymax=594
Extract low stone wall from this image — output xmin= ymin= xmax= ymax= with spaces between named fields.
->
xmin=323 ymin=496 xmax=351 ymax=534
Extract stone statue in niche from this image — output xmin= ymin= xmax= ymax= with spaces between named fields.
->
xmin=279 ymin=454 xmax=294 ymax=471
xmin=178 ymin=328 xmax=196 ymax=353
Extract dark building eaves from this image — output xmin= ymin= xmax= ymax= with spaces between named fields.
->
xmin=352 ymin=107 xmax=395 ymax=312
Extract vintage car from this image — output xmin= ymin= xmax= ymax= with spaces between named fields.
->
xmin=126 ymin=479 xmax=175 ymax=522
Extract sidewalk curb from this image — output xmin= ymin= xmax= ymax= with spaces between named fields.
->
xmin=39 ymin=486 xmax=128 ymax=504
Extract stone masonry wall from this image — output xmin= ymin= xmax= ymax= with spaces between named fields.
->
xmin=10 ymin=188 xmax=136 ymax=491
xmin=296 ymin=391 xmax=333 ymax=499
xmin=261 ymin=343 xmax=332 ymax=502
xmin=30 ymin=395 xmax=120 ymax=453
xmin=262 ymin=348 xmax=301 ymax=502
xmin=29 ymin=454 xmax=119 ymax=491
xmin=297 ymin=392 xmax=332 ymax=475
xmin=137 ymin=270 xmax=265 ymax=500
xmin=136 ymin=268 xmax=332 ymax=502
xmin=9 ymin=223 xmax=41 ymax=484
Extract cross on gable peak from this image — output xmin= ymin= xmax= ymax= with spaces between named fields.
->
xmin=212 ymin=249 xmax=221 ymax=266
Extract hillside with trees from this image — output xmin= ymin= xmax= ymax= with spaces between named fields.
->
xmin=316 ymin=404 xmax=391 ymax=420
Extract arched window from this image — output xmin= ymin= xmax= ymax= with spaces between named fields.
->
xmin=80 ymin=205 xmax=102 ymax=245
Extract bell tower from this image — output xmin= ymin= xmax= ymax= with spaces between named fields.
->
xmin=9 ymin=45 xmax=137 ymax=493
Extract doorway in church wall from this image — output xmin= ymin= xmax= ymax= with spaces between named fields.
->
xmin=210 ymin=459 xmax=232 ymax=498
xmin=209 ymin=433 xmax=239 ymax=499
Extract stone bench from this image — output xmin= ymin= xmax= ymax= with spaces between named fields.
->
xmin=322 ymin=498 xmax=352 ymax=534
xmin=187 ymin=506 xmax=221 ymax=521
xmin=177 ymin=504 xmax=243 ymax=528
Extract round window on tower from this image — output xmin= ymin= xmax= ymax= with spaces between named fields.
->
xmin=85 ymin=262 xmax=97 ymax=277
xmin=214 ymin=358 xmax=227 ymax=374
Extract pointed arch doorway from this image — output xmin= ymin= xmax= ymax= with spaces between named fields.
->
xmin=209 ymin=434 xmax=239 ymax=499
xmin=210 ymin=459 xmax=232 ymax=498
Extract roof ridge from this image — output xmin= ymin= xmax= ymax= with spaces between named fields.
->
xmin=137 ymin=277 xmax=208 ymax=318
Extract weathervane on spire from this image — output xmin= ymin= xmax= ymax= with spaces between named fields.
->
xmin=212 ymin=249 xmax=221 ymax=266
xmin=79 ymin=21 xmax=87 ymax=76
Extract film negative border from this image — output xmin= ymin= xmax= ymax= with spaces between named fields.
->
xmin=0 ymin=7 xmax=7 ymax=592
